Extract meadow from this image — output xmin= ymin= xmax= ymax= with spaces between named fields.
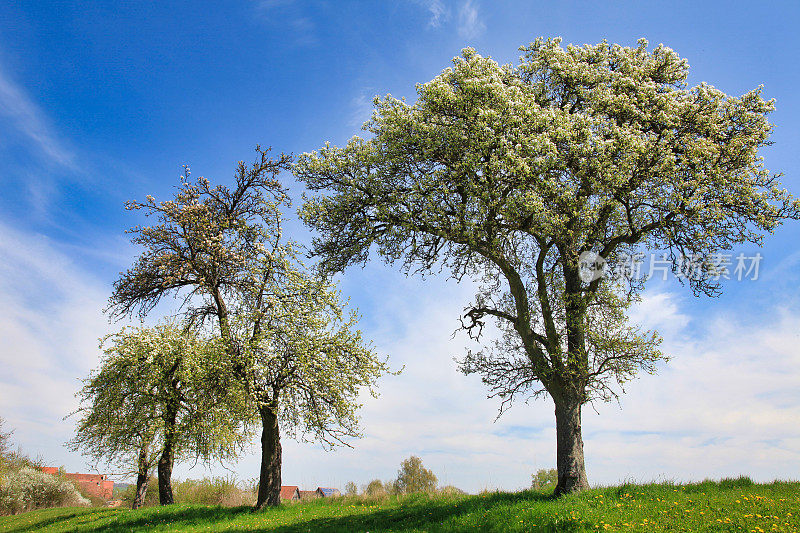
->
xmin=0 ymin=477 xmax=797 ymax=532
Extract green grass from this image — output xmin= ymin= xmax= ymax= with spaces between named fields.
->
xmin=1 ymin=478 xmax=798 ymax=532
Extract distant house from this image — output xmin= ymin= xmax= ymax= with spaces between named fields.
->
xmin=40 ymin=467 xmax=114 ymax=500
xmin=280 ymin=485 xmax=300 ymax=501
xmin=316 ymin=487 xmax=341 ymax=498
xmin=297 ymin=490 xmax=318 ymax=501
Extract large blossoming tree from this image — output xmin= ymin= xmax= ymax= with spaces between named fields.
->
xmin=295 ymin=38 xmax=799 ymax=494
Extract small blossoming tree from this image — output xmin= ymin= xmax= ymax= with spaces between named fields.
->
xmin=69 ymin=324 xmax=247 ymax=507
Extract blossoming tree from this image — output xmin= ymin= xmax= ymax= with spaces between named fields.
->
xmin=69 ymin=324 xmax=247 ymax=507
xmin=295 ymin=39 xmax=799 ymax=494
xmin=108 ymin=148 xmax=391 ymax=508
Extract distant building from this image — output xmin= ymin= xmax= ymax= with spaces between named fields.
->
xmin=280 ymin=485 xmax=300 ymax=501
xmin=316 ymin=487 xmax=341 ymax=498
xmin=40 ymin=467 xmax=114 ymax=500
xmin=281 ymin=485 xmax=340 ymax=501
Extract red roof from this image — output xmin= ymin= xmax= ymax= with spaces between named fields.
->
xmin=280 ymin=486 xmax=299 ymax=500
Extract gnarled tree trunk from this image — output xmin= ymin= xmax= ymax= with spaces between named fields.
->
xmin=158 ymin=401 xmax=178 ymax=505
xmin=133 ymin=471 xmax=150 ymax=509
xmin=255 ymin=403 xmax=282 ymax=509
xmin=132 ymin=439 xmax=151 ymax=509
xmin=157 ymin=440 xmax=175 ymax=505
xmin=551 ymin=266 xmax=591 ymax=496
xmin=553 ymin=393 xmax=589 ymax=495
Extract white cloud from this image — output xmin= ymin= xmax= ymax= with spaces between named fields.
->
xmin=0 ymin=65 xmax=75 ymax=169
xmin=0 ymin=222 xmax=112 ymax=468
xmin=457 ymin=0 xmax=485 ymax=39
xmin=584 ymin=292 xmax=800 ymax=484
xmin=2 ymin=234 xmax=797 ymax=491
xmin=215 ymin=278 xmax=800 ymax=493
xmin=412 ymin=0 xmax=450 ymax=27
xmin=426 ymin=0 xmax=448 ymax=27
xmin=349 ymin=90 xmax=376 ymax=129
xmin=410 ymin=1 xmax=485 ymax=37
xmin=0 ymin=60 xmax=96 ymax=223
xmin=253 ymin=0 xmax=316 ymax=46
xmin=629 ymin=290 xmax=690 ymax=338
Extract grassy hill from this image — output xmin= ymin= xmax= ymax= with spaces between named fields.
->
xmin=0 ymin=478 xmax=797 ymax=532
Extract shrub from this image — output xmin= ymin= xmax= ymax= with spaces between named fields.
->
xmin=719 ymin=475 xmax=754 ymax=489
xmin=438 ymin=485 xmax=466 ymax=496
xmin=531 ymin=468 xmax=557 ymax=490
xmin=0 ymin=418 xmax=18 ymax=475
xmin=0 ymin=467 xmax=89 ymax=515
xmin=173 ymin=476 xmax=252 ymax=506
xmin=117 ymin=476 xmax=253 ymax=508
xmin=118 ymin=477 xmax=159 ymax=508
xmin=0 ymin=418 xmax=91 ymax=515
xmin=394 ymin=456 xmax=437 ymax=494
xmin=363 ymin=479 xmax=386 ymax=497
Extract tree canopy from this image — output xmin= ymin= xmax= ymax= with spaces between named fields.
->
xmin=395 ymin=456 xmax=438 ymax=494
xmin=69 ymin=323 xmax=248 ymax=505
xmin=295 ymin=38 xmax=799 ymax=494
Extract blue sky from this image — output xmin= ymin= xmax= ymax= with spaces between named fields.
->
xmin=1 ymin=1 xmax=799 ymax=492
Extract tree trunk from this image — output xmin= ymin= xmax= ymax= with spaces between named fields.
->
xmin=133 ymin=471 xmax=149 ymax=509
xmin=158 ymin=404 xmax=178 ymax=505
xmin=132 ymin=441 xmax=151 ymax=509
xmin=553 ymin=394 xmax=589 ymax=495
xmin=552 ymin=264 xmax=590 ymax=496
xmin=157 ymin=441 xmax=175 ymax=505
xmin=255 ymin=404 xmax=282 ymax=509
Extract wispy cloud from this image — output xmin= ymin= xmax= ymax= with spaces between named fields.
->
xmin=256 ymin=0 xmax=296 ymax=10
xmin=208 ymin=275 xmax=800 ymax=491
xmin=2 ymin=229 xmax=798 ymax=488
xmin=0 ymin=222 xmax=112 ymax=468
xmin=457 ymin=0 xmax=485 ymax=39
xmin=349 ymin=89 xmax=376 ymax=129
xmin=583 ymin=292 xmax=800 ymax=483
xmin=0 ymin=65 xmax=75 ymax=169
xmin=254 ymin=0 xmax=317 ymax=46
xmin=412 ymin=0 xmax=450 ymax=27
xmin=1 ymin=209 xmax=795 ymax=489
